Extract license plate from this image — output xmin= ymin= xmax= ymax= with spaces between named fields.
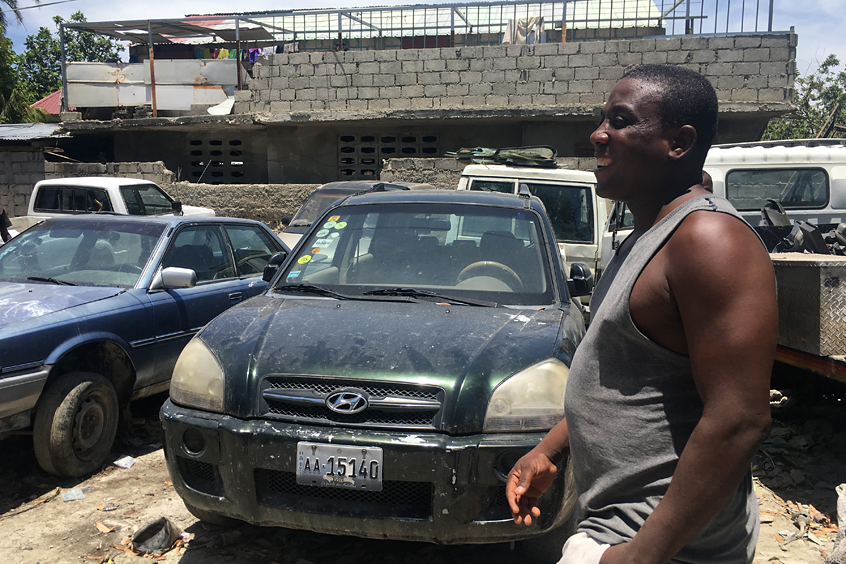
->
xmin=296 ymin=442 xmax=383 ymax=491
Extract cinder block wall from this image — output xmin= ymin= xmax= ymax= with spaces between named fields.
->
xmin=381 ymin=157 xmax=598 ymax=189
xmin=0 ymin=150 xmax=46 ymax=216
xmin=235 ymin=33 xmax=796 ymax=114
xmin=167 ymin=182 xmax=319 ymax=229
xmin=0 ymin=152 xmax=318 ymax=228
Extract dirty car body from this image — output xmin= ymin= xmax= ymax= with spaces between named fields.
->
xmin=161 ymin=190 xmax=585 ymax=547
xmin=0 ymin=215 xmax=286 ymax=477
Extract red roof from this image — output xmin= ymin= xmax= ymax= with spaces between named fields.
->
xmin=30 ymin=90 xmax=74 ymax=115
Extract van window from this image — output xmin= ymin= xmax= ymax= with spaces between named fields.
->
xmin=469 ymin=180 xmax=513 ymax=193
xmin=726 ymin=168 xmax=829 ymax=210
xmin=607 ymin=202 xmax=634 ymax=232
xmin=525 ymin=183 xmax=594 ymax=244
xmin=34 ymin=187 xmax=113 ymax=213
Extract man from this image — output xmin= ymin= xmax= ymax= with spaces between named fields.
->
xmin=506 ymin=65 xmax=777 ymax=564
xmin=0 ymin=204 xmax=12 ymax=242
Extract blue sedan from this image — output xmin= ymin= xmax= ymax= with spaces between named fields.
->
xmin=0 ymin=215 xmax=288 ymax=477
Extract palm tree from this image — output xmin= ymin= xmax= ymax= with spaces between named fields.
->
xmin=0 ymin=0 xmax=24 ymax=29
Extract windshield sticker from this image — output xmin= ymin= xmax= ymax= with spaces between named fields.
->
xmin=329 ymin=232 xmax=340 ymax=239
xmin=323 ymin=221 xmax=337 ymax=229
xmin=315 ymin=238 xmax=333 ymax=247
xmin=328 ymin=215 xmax=341 ymax=222
xmin=334 ymin=221 xmax=348 ymax=230
xmin=287 ymin=270 xmax=302 ymax=279
xmin=316 ymin=229 xmax=329 ymax=237
xmin=311 ymin=247 xmax=321 ymax=254
xmin=297 ymin=255 xmax=312 ymax=264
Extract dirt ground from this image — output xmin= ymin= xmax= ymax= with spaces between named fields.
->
xmin=1 ymin=369 xmax=844 ymax=564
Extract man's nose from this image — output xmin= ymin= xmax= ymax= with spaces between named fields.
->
xmin=590 ymin=124 xmax=608 ymax=146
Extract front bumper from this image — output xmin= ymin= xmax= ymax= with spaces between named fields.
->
xmin=161 ymin=399 xmax=576 ymax=544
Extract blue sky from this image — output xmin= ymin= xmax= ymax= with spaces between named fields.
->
xmin=2 ymin=0 xmax=842 ymax=76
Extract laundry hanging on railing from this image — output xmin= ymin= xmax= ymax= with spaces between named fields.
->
xmin=502 ymin=17 xmax=545 ymax=45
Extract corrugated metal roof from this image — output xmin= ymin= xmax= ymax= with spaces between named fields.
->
xmin=0 ymin=123 xmax=68 ymax=141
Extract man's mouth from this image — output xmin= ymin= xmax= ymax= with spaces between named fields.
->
xmin=595 ymin=157 xmax=612 ymax=168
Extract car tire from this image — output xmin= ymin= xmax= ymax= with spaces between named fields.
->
xmin=33 ymin=371 xmax=119 ymax=477
xmin=183 ymin=502 xmax=242 ymax=527
xmin=520 ymin=514 xmax=578 ymax=564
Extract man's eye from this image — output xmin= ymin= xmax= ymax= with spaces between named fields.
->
xmin=612 ymin=117 xmax=628 ymax=128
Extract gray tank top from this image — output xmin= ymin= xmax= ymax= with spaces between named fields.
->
xmin=564 ymin=195 xmax=759 ymax=564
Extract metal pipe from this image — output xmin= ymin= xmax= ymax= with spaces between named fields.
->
xmin=768 ymin=0 xmax=774 ymax=31
xmin=147 ymin=22 xmax=157 ymax=118
xmin=236 ymin=18 xmax=241 ymax=91
xmin=59 ymin=22 xmax=68 ymax=113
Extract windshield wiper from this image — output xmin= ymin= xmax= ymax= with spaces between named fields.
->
xmin=362 ymin=288 xmax=498 ymax=307
xmin=274 ymin=283 xmax=353 ymax=300
xmin=27 ymin=276 xmax=76 ymax=286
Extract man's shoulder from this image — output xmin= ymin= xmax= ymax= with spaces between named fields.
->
xmin=664 ymin=207 xmax=772 ymax=289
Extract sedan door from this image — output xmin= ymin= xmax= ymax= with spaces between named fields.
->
xmin=145 ymin=223 xmax=246 ymax=384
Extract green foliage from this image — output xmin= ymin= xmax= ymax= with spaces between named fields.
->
xmin=0 ymin=0 xmax=24 ymax=29
xmin=18 ymin=11 xmax=124 ymax=99
xmin=763 ymin=55 xmax=846 ymax=140
xmin=0 ymin=24 xmax=47 ymax=124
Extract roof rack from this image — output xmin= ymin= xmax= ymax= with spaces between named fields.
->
xmin=713 ymin=138 xmax=846 ymax=149
xmin=447 ymin=146 xmax=559 ymax=168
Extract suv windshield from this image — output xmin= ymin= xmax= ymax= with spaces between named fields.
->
xmin=286 ymin=190 xmax=355 ymax=232
xmin=0 ymin=219 xmax=165 ymax=288
xmin=278 ymin=202 xmax=555 ymax=306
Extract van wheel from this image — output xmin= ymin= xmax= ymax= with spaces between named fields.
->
xmin=184 ymin=502 xmax=242 ymax=527
xmin=33 ymin=372 xmax=119 ymax=477
xmin=520 ymin=515 xmax=578 ymax=564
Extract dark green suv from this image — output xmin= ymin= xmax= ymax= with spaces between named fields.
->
xmin=161 ymin=189 xmax=589 ymax=559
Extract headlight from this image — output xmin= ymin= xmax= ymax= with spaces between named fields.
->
xmin=483 ymin=358 xmax=569 ymax=432
xmin=170 ymin=337 xmax=225 ymax=413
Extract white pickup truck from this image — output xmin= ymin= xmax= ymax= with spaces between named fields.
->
xmin=9 ymin=177 xmax=215 ymax=234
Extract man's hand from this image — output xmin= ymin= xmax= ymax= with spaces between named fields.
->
xmin=506 ymin=449 xmax=559 ymax=526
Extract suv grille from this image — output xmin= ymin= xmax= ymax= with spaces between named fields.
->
xmin=260 ymin=376 xmax=444 ymax=429
xmin=255 ymin=469 xmax=433 ymax=520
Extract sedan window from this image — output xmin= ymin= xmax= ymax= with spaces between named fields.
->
xmin=163 ymin=225 xmax=235 ymax=283
xmin=0 ymin=219 xmax=165 ymax=288
xmin=280 ymin=203 xmax=554 ymax=306
xmin=225 ymin=224 xmax=281 ymax=276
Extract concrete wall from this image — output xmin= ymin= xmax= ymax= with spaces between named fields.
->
xmin=380 ymin=156 xmax=597 ymax=189
xmin=236 ymin=33 xmax=796 ymax=114
xmin=0 ymin=150 xmax=46 ymax=216
xmin=167 ymin=182 xmax=319 ymax=229
xmin=0 ymin=152 xmax=318 ymax=228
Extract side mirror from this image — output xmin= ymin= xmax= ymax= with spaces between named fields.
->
xmin=280 ymin=215 xmax=293 ymax=228
xmin=263 ymin=250 xmax=289 ymax=282
xmin=172 ymin=201 xmax=183 ymax=216
xmin=567 ymin=262 xmax=594 ymax=297
xmin=149 ymin=267 xmax=197 ymax=291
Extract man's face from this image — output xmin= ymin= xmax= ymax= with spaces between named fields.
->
xmin=590 ymin=77 xmax=672 ymax=202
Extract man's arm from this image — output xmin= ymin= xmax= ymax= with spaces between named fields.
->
xmin=602 ymin=212 xmax=777 ymax=564
xmin=506 ymin=417 xmax=570 ymax=525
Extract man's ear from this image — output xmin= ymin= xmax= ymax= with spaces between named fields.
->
xmin=668 ymin=125 xmax=698 ymax=161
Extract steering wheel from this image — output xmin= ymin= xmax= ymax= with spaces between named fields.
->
xmin=457 ymin=261 xmax=523 ymax=291
xmin=119 ymin=264 xmax=143 ymax=274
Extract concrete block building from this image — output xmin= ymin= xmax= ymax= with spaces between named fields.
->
xmin=49 ymin=1 xmax=795 ymax=185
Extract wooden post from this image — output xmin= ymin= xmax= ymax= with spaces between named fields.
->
xmin=147 ymin=22 xmax=157 ymax=118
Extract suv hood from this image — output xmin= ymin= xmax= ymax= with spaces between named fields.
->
xmin=202 ymin=295 xmax=567 ymax=425
xmin=0 ymin=283 xmax=123 ymax=329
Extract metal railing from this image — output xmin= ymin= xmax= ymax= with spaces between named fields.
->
xmin=63 ymin=0 xmax=778 ymax=48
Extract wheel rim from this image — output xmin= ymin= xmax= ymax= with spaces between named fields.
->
xmin=72 ymin=394 xmax=106 ymax=458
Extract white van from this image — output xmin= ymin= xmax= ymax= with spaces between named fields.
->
xmin=601 ymin=139 xmax=846 ymax=270
xmin=458 ymin=164 xmax=610 ymax=281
